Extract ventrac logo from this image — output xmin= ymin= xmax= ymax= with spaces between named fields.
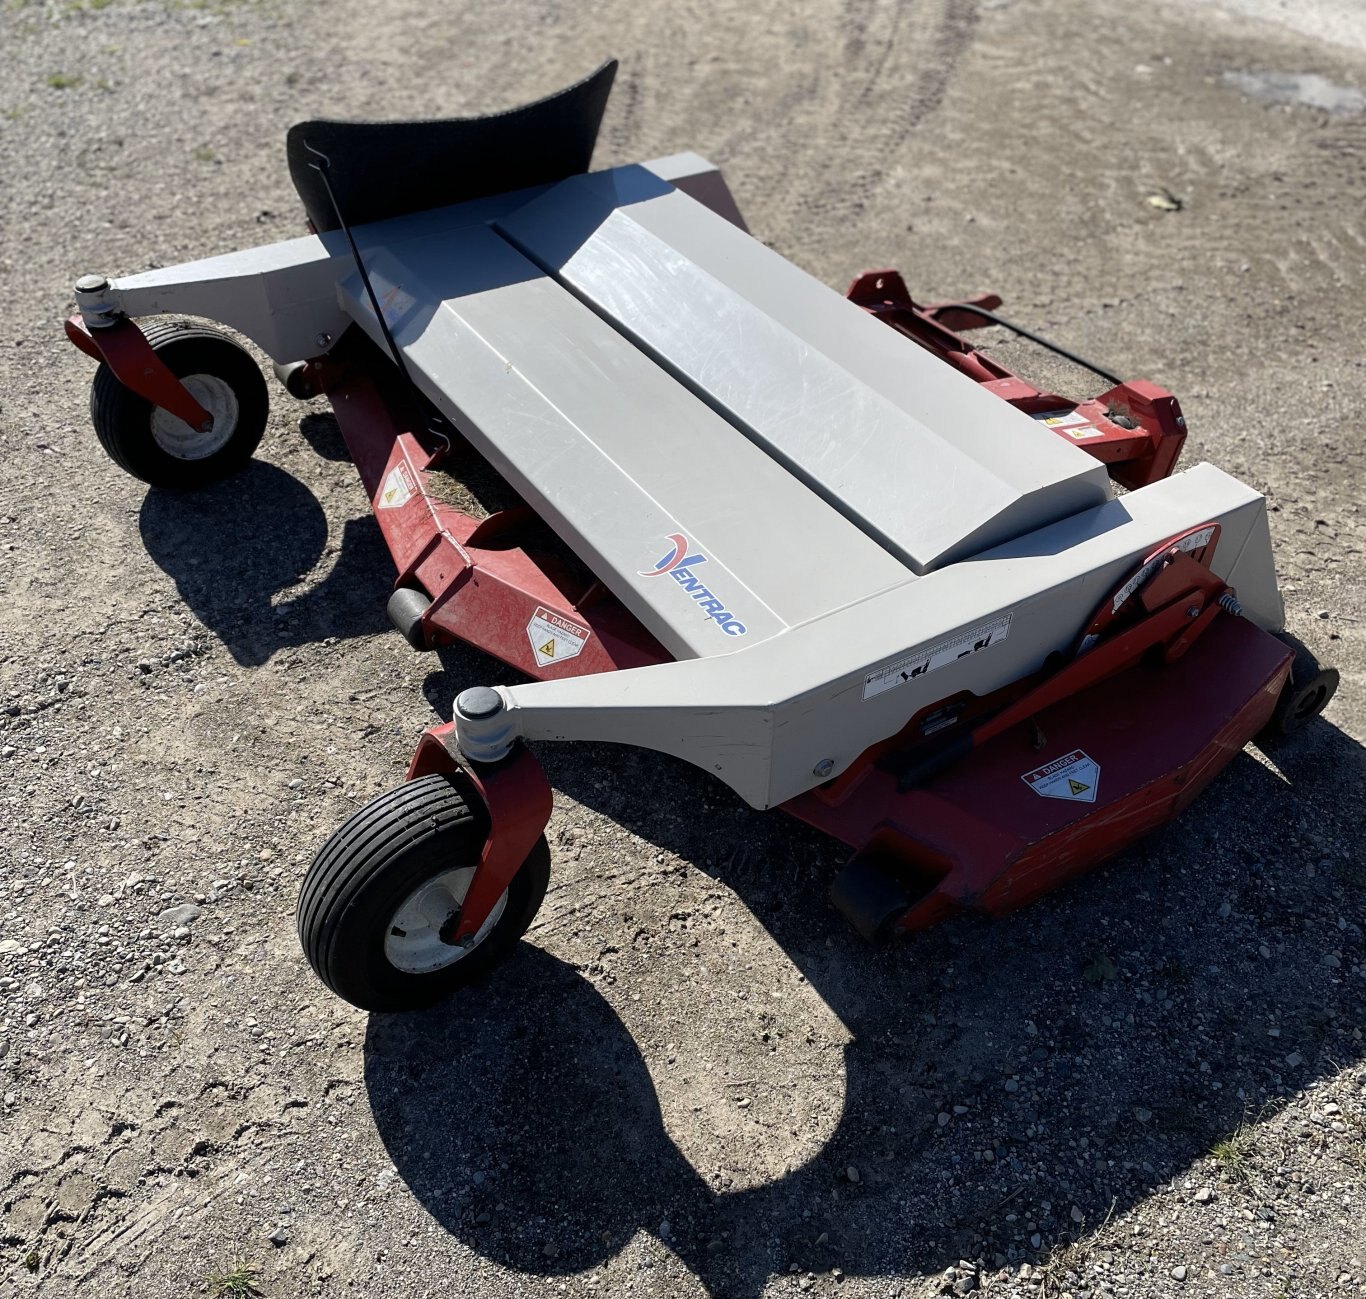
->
xmin=639 ymin=533 xmax=747 ymax=637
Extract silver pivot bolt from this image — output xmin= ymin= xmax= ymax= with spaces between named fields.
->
xmin=74 ymin=274 xmax=119 ymax=328
xmin=454 ymin=687 xmax=516 ymax=764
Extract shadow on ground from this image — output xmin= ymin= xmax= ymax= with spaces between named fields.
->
xmin=364 ymin=649 xmax=1366 ymax=1297
xmin=137 ymin=459 xmax=392 ymax=666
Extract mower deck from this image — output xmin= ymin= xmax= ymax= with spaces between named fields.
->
xmin=64 ymin=67 xmax=1339 ymax=1008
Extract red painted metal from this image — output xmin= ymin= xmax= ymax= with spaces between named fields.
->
xmin=845 ymin=269 xmax=1186 ymax=490
xmin=785 ymin=615 xmax=1291 ymax=927
xmin=405 ymin=725 xmax=554 ymax=940
xmin=64 ymin=314 xmax=215 ymax=431
xmin=320 ymin=333 xmax=669 ymax=677
xmin=785 ymin=517 xmax=1290 ymax=924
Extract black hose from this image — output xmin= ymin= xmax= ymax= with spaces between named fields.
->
xmin=928 ymin=303 xmax=1125 ymax=388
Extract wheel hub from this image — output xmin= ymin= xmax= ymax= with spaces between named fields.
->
xmin=383 ymin=867 xmax=508 ymax=974
xmin=150 ymin=372 xmax=239 ymax=459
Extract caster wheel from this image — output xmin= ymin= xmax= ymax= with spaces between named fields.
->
xmin=90 ymin=321 xmax=268 ymax=489
xmin=297 ymin=772 xmax=550 ymax=1012
xmin=1256 ymin=633 xmax=1340 ymax=746
xmin=272 ymin=359 xmax=320 ymax=400
xmin=386 ymin=586 xmax=433 ymax=650
xmin=830 ymin=854 xmax=913 ymax=943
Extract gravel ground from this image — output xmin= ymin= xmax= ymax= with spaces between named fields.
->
xmin=1 ymin=1 xmax=1364 ymax=1297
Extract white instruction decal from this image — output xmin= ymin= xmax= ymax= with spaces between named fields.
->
xmin=377 ymin=462 xmax=416 ymax=510
xmin=526 ymin=606 xmax=590 ymax=668
xmin=1022 ymin=749 xmax=1100 ymax=803
xmin=863 ymin=615 xmax=1012 ymax=701
xmin=1110 ymin=526 xmax=1216 ymax=613
xmin=1034 ymin=410 xmax=1090 ymax=429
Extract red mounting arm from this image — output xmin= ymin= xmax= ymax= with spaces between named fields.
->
xmin=407 ymin=725 xmax=554 ymax=942
xmin=846 ymin=269 xmax=1187 ymax=490
xmin=65 ymin=314 xmax=215 ymax=432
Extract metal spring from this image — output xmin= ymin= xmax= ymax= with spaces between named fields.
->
xmin=1218 ymin=592 xmax=1243 ymax=617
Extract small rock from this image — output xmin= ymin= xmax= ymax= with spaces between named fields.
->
xmin=1070 ymin=1205 xmax=1084 ymax=1223
xmin=1194 ymin=1187 xmax=1212 ymax=1204
xmin=1031 ymin=1233 xmax=1042 ymax=1249
xmin=542 ymin=1242 xmax=558 ymax=1259
xmin=938 ymin=1112 xmax=951 ymax=1127
xmin=1004 ymin=1079 xmax=1019 ymax=1093
xmin=1171 ymin=1265 xmax=1188 ymax=1282
xmin=0 ymin=939 xmax=22 ymax=956
xmin=268 ymin=1227 xmax=289 ymax=1246
xmin=846 ymin=1165 xmax=861 ymax=1184
xmin=1285 ymin=1052 xmax=1303 ymax=1068
xmin=1322 ymin=953 xmax=1341 ymax=968
xmin=157 ymin=903 xmax=201 ymax=928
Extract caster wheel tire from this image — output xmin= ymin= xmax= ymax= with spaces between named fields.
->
xmin=272 ymin=359 xmax=320 ymax=400
xmin=297 ymin=772 xmax=550 ymax=1012
xmin=830 ymin=855 xmax=913 ymax=944
xmin=1257 ymin=633 xmax=1340 ymax=746
xmin=91 ymin=321 xmax=268 ymax=489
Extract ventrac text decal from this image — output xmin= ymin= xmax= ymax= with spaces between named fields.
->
xmin=639 ymin=533 xmax=747 ymax=637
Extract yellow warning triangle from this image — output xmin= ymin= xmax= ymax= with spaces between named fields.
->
xmin=1068 ymin=779 xmax=1089 ymax=795
xmin=540 ymin=639 xmax=556 ymax=659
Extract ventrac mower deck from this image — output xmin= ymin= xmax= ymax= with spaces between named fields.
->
xmin=65 ymin=63 xmax=1339 ymax=1011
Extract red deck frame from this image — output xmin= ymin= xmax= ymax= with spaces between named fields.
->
xmin=70 ymin=286 xmax=1291 ymax=938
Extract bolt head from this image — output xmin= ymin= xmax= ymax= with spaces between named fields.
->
xmin=315 ymin=332 xmax=332 ymax=349
xmin=813 ymin=758 xmax=835 ymax=778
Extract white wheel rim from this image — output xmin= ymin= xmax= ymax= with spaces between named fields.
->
xmin=383 ymin=867 xmax=508 ymax=974
xmin=150 ymin=373 xmax=239 ymax=459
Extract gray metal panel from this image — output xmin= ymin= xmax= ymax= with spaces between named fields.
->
xmin=641 ymin=152 xmax=749 ymax=231
xmin=496 ymin=168 xmax=1114 ymax=574
xmin=337 ymin=224 xmax=915 ymax=659
xmin=490 ymin=463 xmax=1279 ymax=808
xmin=105 ymin=187 xmax=552 ymax=363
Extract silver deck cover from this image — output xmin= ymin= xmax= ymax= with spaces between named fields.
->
xmin=496 ymin=166 xmax=1114 ymax=574
xmin=338 ymin=222 xmax=915 ymax=660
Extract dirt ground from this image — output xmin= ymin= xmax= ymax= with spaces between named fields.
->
xmin=1 ymin=0 xmax=1364 ymax=1296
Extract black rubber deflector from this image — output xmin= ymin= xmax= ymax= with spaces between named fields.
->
xmin=286 ymin=60 xmax=617 ymax=232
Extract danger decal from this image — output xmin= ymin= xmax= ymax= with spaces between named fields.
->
xmin=1021 ymin=749 xmax=1100 ymax=803
xmin=526 ymin=607 xmax=591 ymax=669
xmin=863 ymin=615 xmax=1012 ymax=701
xmin=376 ymin=462 xmax=417 ymax=510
